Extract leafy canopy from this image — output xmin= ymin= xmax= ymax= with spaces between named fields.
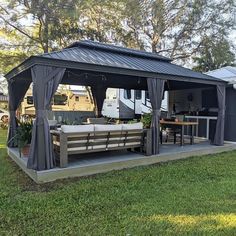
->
xmin=193 ymin=36 xmax=235 ymax=72
xmin=0 ymin=0 xmax=235 ymax=75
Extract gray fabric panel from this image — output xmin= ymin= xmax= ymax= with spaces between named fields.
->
xmin=213 ymin=84 xmax=226 ymax=146
xmin=147 ymin=78 xmax=165 ymax=154
xmin=27 ymin=65 xmax=65 ymax=170
xmin=7 ymin=80 xmax=31 ymax=147
xmin=224 ymin=87 xmax=236 ymax=141
xmin=91 ymin=85 xmax=107 ymax=117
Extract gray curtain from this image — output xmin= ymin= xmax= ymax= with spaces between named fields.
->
xmin=7 ymin=79 xmax=31 ymax=147
xmin=214 ymin=84 xmax=226 ymax=146
xmin=91 ymin=85 xmax=107 ymax=117
xmin=27 ymin=65 xmax=66 ymax=170
xmin=147 ymin=78 xmax=165 ymax=155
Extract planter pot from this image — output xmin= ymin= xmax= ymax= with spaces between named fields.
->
xmin=21 ymin=144 xmax=30 ymax=157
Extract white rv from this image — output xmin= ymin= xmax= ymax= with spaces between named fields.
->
xmin=102 ymin=88 xmax=168 ymax=119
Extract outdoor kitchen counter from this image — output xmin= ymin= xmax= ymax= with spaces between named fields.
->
xmin=185 ymin=115 xmax=217 ymax=140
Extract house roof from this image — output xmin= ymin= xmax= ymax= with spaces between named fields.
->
xmin=206 ymin=66 xmax=236 ymax=82
xmin=5 ymin=40 xmax=225 ymax=85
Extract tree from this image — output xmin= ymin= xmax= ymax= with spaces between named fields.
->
xmin=192 ymin=36 xmax=235 ymax=72
xmin=0 ymin=0 xmax=125 ymax=74
xmin=120 ymin=0 xmax=235 ymax=63
xmin=0 ymin=1 xmax=76 ymax=74
xmin=0 ymin=0 xmax=235 ymax=76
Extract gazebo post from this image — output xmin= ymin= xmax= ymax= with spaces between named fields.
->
xmin=213 ymin=84 xmax=226 ymax=146
xmin=91 ymin=85 xmax=107 ymax=118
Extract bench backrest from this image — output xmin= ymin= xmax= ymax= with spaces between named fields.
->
xmin=52 ymin=129 xmax=143 ymax=154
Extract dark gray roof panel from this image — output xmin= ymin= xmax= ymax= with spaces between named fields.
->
xmin=67 ymin=40 xmax=172 ymax=62
xmin=6 ymin=40 xmax=223 ymax=83
xmin=41 ymin=44 xmax=221 ymax=82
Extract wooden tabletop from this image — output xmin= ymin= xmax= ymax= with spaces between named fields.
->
xmin=160 ymin=120 xmax=198 ymax=126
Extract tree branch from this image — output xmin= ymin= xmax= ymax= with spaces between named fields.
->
xmin=0 ymin=15 xmax=40 ymax=44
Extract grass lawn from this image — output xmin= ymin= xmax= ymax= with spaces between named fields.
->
xmin=0 ymin=129 xmax=236 ymax=235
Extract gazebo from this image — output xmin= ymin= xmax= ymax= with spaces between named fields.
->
xmin=5 ymin=40 xmax=226 ymax=172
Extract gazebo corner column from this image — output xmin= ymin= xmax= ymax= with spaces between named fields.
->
xmin=91 ymin=85 xmax=107 ymax=118
xmin=27 ymin=65 xmax=65 ymax=171
xmin=7 ymin=79 xmax=31 ymax=147
xmin=147 ymin=78 xmax=166 ymax=155
xmin=213 ymin=84 xmax=226 ymax=146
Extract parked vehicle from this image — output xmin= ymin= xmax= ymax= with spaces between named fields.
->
xmin=102 ymin=88 xmax=168 ymax=119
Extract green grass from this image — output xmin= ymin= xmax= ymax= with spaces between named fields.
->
xmin=0 ymin=129 xmax=236 ymax=235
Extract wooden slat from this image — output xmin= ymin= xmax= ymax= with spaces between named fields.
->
xmin=68 ymin=136 xmax=92 ymax=141
xmin=68 ymin=144 xmax=142 ymax=155
xmin=160 ymin=121 xmax=198 ymax=126
xmin=66 ymin=132 xmax=142 ymax=141
xmin=67 ymin=138 xmax=142 ymax=149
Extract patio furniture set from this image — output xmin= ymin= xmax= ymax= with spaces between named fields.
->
xmin=49 ymin=118 xmax=198 ymax=168
xmin=51 ymin=122 xmax=147 ymax=167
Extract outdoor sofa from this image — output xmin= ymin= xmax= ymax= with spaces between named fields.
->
xmin=51 ymin=123 xmax=150 ymax=168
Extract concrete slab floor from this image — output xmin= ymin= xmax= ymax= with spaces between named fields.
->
xmin=7 ymin=139 xmax=236 ymax=183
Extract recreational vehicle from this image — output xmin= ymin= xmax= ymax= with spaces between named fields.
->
xmin=102 ymin=88 xmax=168 ymax=119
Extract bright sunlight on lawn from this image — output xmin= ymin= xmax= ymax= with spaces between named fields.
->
xmin=0 ymin=128 xmax=236 ymax=235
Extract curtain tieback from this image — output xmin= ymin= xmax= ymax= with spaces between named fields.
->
xmin=153 ymin=109 xmax=161 ymax=116
xmin=36 ymin=109 xmax=48 ymax=118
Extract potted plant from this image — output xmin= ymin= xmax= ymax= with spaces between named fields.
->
xmin=141 ymin=113 xmax=152 ymax=128
xmin=14 ymin=121 xmax=33 ymax=157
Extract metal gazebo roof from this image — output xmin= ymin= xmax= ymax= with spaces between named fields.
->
xmin=5 ymin=40 xmax=225 ymax=86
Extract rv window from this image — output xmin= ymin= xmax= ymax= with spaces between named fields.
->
xmin=26 ymin=96 xmax=33 ymax=105
xmin=124 ymin=89 xmax=131 ymax=99
xmin=54 ymin=94 xmax=67 ymax=105
xmin=135 ymin=90 xmax=142 ymax=100
xmin=75 ymin=96 xmax=79 ymax=101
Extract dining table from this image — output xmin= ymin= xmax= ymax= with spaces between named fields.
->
xmin=160 ymin=120 xmax=199 ymax=146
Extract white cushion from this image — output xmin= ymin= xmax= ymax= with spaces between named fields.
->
xmin=122 ymin=123 xmax=143 ymax=130
xmin=61 ymin=125 xmax=94 ymax=133
xmin=94 ymin=124 xmax=123 ymax=132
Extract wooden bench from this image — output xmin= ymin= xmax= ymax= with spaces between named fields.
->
xmin=51 ymin=127 xmax=149 ymax=168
